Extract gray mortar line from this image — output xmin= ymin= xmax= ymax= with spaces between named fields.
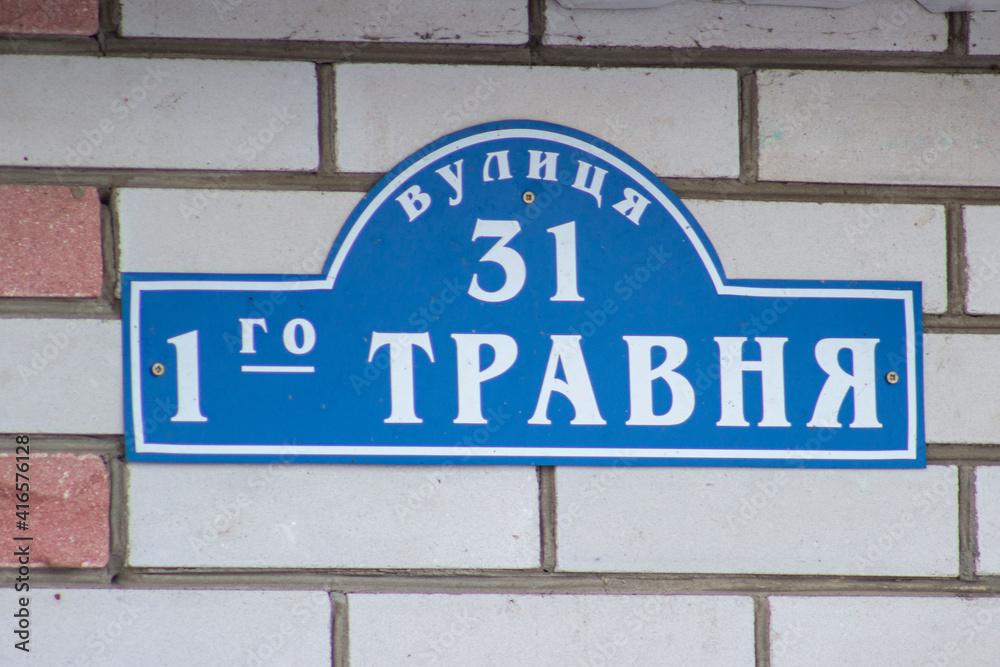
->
xmin=922 ymin=315 xmax=1000 ymax=333
xmin=0 ymin=35 xmax=99 ymax=55
xmin=318 ymin=64 xmax=336 ymax=175
xmin=4 ymin=439 xmax=993 ymax=461
xmin=4 ymin=170 xmax=1000 ymax=206
xmin=21 ymin=570 xmax=1000 ymax=596
xmin=738 ymin=68 xmax=758 ymax=185
xmin=3 ymin=33 xmax=1000 ymax=74
xmin=0 ymin=435 xmax=123 ymax=454
xmin=754 ymin=595 xmax=771 ymax=667
xmin=0 ymin=168 xmax=381 ymax=192
xmin=948 ymin=13 xmax=970 ymax=56
xmin=97 ymin=0 xmax=121 ymax=54
xmin=537 ymin=46 xmax=998 ymax=74
xmin=100 ymin=190 xmax=122 ymax=316
xmin=959 ymin=466 xmax=979 ymax=580
xmin=0 ymin=298 xmax=118 ymax=319
xmin=4 ymin=440 xmax=993 ymax=462
xmin=528 ymin=0 xmax=546 ymax=66
xmin=108 ymin=448 xmax=128 ymax=580
xmin=538 ymin=466 xmax=557 ymax=572
xmin=102 ymin=39 xmax=536 ymax=66
xmin=928 ymin=444 xmax=1000 ymax=465
xmin=945 ymin=203 xmax=967 ymax=316
xmin=331 ymin=592 xmax=349 ymax=667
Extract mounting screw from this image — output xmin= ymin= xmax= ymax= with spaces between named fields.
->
xmin=522 ymin=191 xmax=535 ymax=204
xmin=885 ymin=371 xmax=899 ymax=384
xmin=151 ymin=362 xmax=166 ymax=377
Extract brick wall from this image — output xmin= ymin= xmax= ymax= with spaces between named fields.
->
xmin=2 ymin=0 xmax=1000 ymax=664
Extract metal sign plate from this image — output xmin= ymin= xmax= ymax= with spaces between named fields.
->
xmin=123 ymin=121 xmax=924 ymax=467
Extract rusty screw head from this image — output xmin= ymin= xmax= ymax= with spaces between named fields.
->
xmin=522 ymin=191 xmax=535 ymax=204
xmin=151 ymin=362 xmax=166 ymax=377
xmin=885 ymin=371 xmax=899 ymax=384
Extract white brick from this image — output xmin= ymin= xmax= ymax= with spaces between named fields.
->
xmin=117 ymin=189 xmax=363 ymax=274
xmin=963 ymin=206 xmax=1000 ymax=314
xmin=128 ymin=463 xmax=539 ymax=568
xmin=335 ymin=64 xmax=739 ymax=177
xmin=557 ymin=466 xmax=957 ymax=575
xmin=122 ymin=0 xmax=527 ymax=44
xmin=771 ymin=596 xmax=1000 ymax=666
xmin=688 ymin=200 xmax=947 ymax=313
xmin=970 ymin=11 xmax=1000 ymax=54
xmin=0 ymin=56 xmax=317 ymax=170
xmin=925 ymin=334 xmax=1000 ymax=444
xmin=546 ymin=0 xmax=946 ymax=52
xmin=758 ymin=70 xmax=1000 ymax=186
xmin=0 ymin=319 xmax=121 ymax=434
xmin=1 ymin=588 xmax=330 ymax=665
xmin=349 ymin=593 xmax=754 ymax=666
xmin=976 ymin=466 xmax=1000 ymax=574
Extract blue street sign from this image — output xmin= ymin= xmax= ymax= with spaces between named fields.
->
xmin=123 ymin=121 xmax=924 ymax=467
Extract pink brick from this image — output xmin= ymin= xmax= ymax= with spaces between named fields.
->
xmin=0 ymin=453 xmax=109 ymax=568
xmin=0 ymin=186 xmax=103 ymax=297
xmin=0 ymin=0 xmax=98 ymax=35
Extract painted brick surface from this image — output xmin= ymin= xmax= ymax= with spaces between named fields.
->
xmin=970 ymin=11 xmax=1000 ymax=54
xmin=963 ymin=206 xmax=1000 ymax=314
xmin=688 ymin=200 xmax=947 ymax=313
xmin=121 ymin=0 xmax=527 ymax=44
xmin=0 ymin=185 xmax=103 ymax=297
xmin=771 ymin=596 xmax=1000 ymax=666
xmin=0 ymin=56 xmax=317 ymax=170
xmin=546 ymin=0 xmax=945 ymax=52
xmin=924 ymin=334 xmax=1000 ymax=444
xmin=0 ymin=453 xmax=108 ymax=567
xmin=978 ymin=466 xmax=1000 ymax=574
xmin=1 ymin=589 xmax=331 ymax=665
xmin=0 ymin=319 xmax=122 ymax=434
xmin=0 ymin=0 xmax=98 ymax=35
xmin=557 ymin=466 xmax=957 ymax=575
xmin=348 ymin=594 xmax=755 ymax=666
xmin=758 ymin=70 xmax=1000 ymax=186
xmin=117 ymin=189 xmax=364 ymax=274
xmin=128 ymin=464 xmax=539 ymax=568
xmin=335 ymin=64 xmax=739 ymax=177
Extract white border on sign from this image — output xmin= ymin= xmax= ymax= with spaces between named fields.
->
xmin=129 ymin=128 xmax=919 ymax=461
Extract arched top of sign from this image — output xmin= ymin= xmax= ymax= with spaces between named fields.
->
xmin=122 ymin=120 xmax=924 ymax=468
xmin=324 ymin=121 xmax=726 ymax=292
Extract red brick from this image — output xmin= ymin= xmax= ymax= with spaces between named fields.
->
xmin=0 ymin=453 xmax=109 ymax=568
xmin=0 ymin=0 xmax=98 ymax=36
xmin=0 ymin=185 xmax=103 ymax=297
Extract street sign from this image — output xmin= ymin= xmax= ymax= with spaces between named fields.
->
xmin=123 ymin=120 xmax=924 ymax=467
